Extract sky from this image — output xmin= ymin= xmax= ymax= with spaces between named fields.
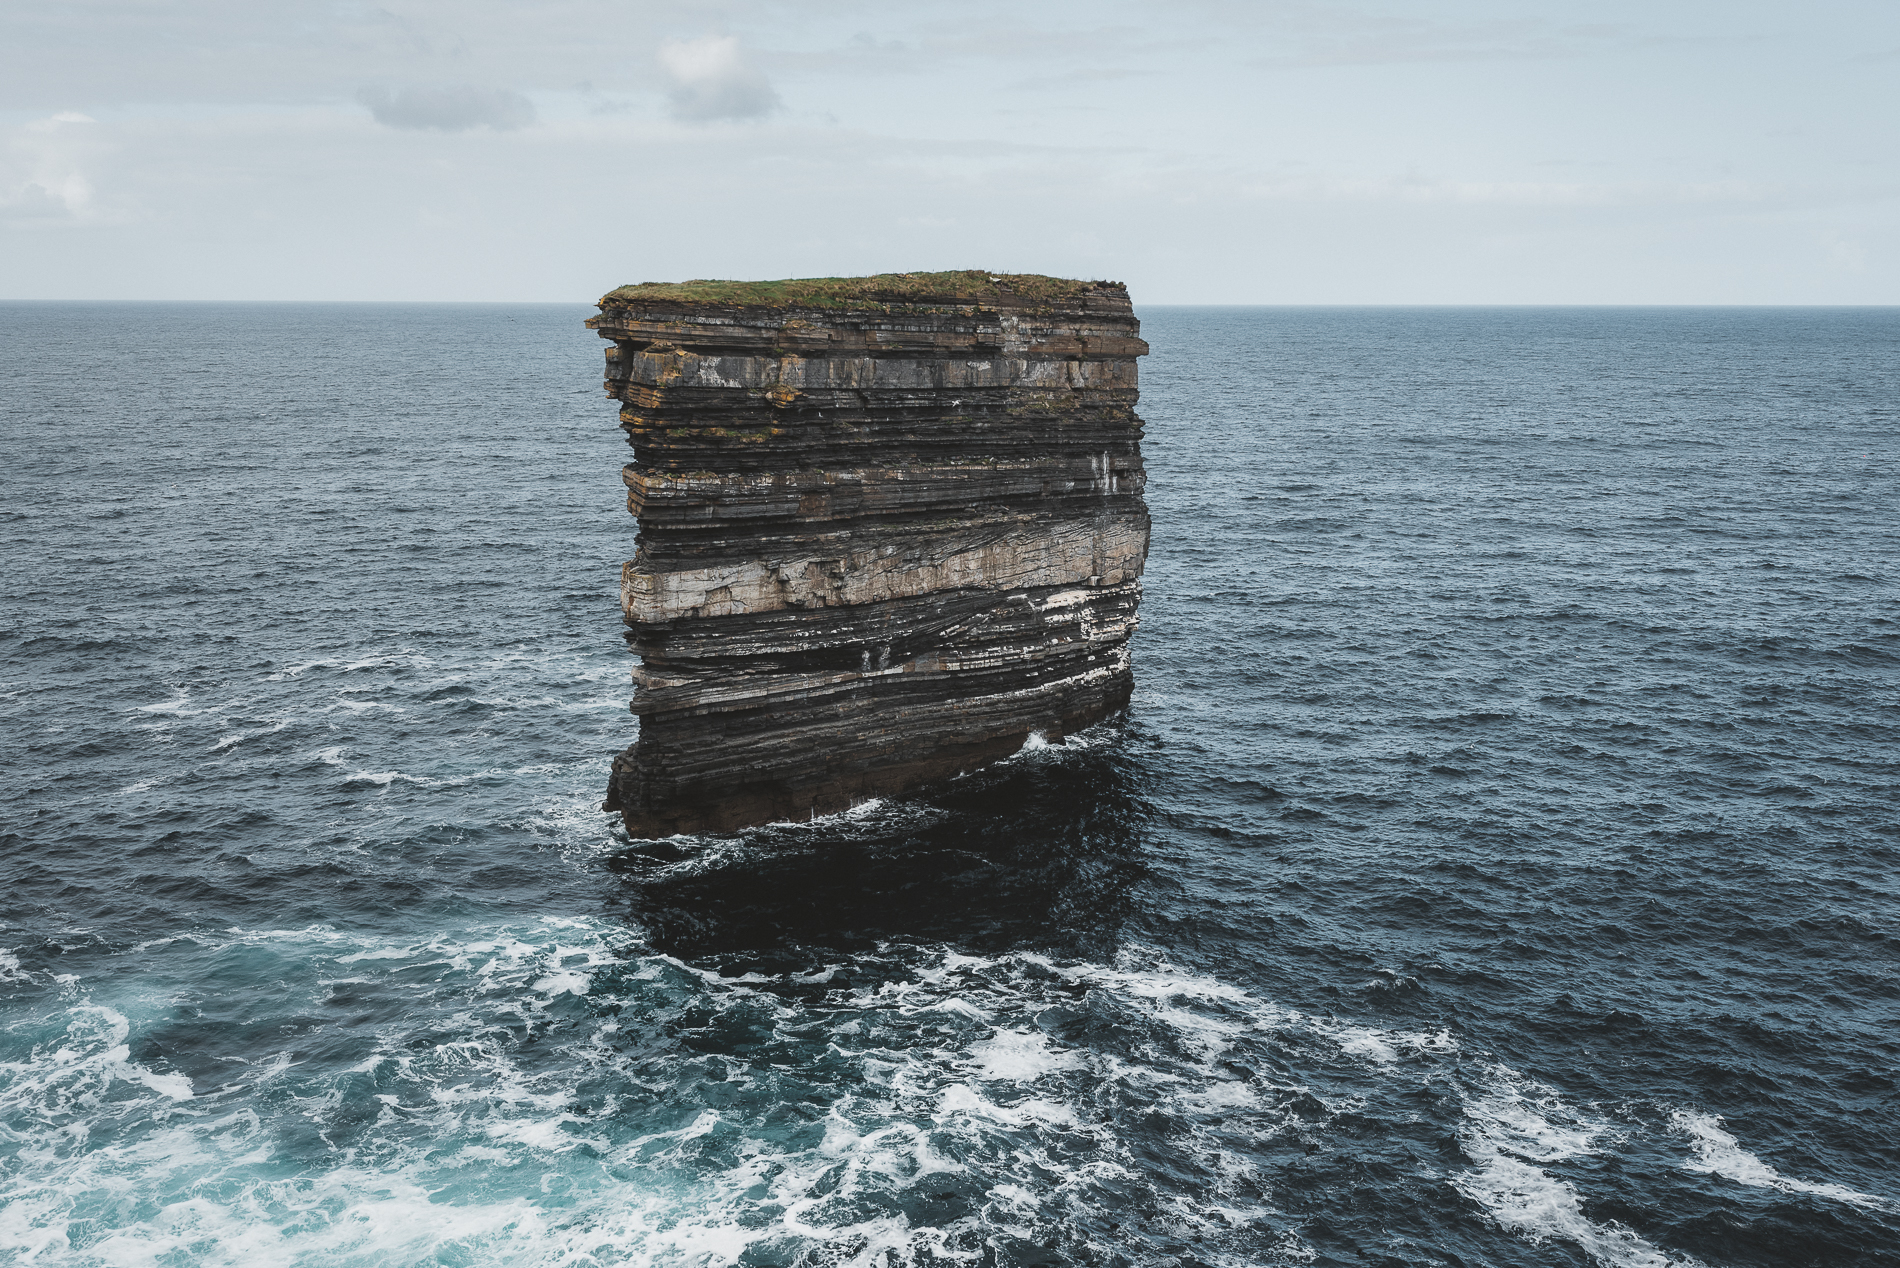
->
xmin=2 ymin=1 xmax=1896 ymax=303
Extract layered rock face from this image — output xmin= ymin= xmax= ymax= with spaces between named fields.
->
xmin=593 ymin=271 xmax=1150 ymax=837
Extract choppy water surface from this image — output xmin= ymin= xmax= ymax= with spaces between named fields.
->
xmin=2 ymin=302 xmax=1896 ymax=1267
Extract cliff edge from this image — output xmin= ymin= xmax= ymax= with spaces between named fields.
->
xmin=593 ymin=270 xmax=1150 ymax=836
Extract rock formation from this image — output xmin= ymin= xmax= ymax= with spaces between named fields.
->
xmin=592 ymin=270 xmax=1150 ymax=837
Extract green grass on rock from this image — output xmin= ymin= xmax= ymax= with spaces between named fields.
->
xmin=600 ymin=270 xmax=1121 ymax=311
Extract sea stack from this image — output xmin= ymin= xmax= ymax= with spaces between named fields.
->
xmin=593 ymin=271 xmax=1150 ymax=837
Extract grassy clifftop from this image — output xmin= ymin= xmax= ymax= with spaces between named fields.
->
xmin=599 ymin=270 xmax=1122 ymax=311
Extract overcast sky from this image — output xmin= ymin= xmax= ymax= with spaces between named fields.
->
xmin=3 ymin=1 xmax=1895 ymax=302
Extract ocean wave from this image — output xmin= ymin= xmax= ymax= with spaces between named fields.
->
xmin=1672 ymin=1110 xmax=1894 ymax=1212
xmin=1455 ymin=1071 xmax=1703 ymax=1268
xmin=0 ymin=930 xmax=1468 ymax=1267
xmin=2 ymin=908 xmax=1865 ymax=1268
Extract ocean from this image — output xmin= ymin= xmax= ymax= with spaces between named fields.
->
xmin=2 ymin=301 xmax=1895 ymax=1267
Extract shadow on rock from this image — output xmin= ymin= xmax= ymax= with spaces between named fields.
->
xmin=604 ymin=733 xmax=1154 ymax=963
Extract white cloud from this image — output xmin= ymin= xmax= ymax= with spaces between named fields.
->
xmin=1 ymin=112 xmax=103 ymax=223
xmin=0 ymin=181 xmax=82 ymax=221
xmin=658 ymin=35 xmax=780 ymax=123
xmin=357 ymin=85 xmax=537 ymax=131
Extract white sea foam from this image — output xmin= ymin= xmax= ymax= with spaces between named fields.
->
xmin=1333 ymin=1028 xmax=1400 ymax=1064
xmin=329 ymin=697 xmax=402 ymax=713
xmin=697 ymin=792 xmax=949 ymax=841
xmin=1672 ymin=1110 xmax=1893 ymax=1211
xmin=131 ymin=688 xmax=200 ymax=715
xmin=334 ymin=945 xmax=419 ymax=963
xmin=1457 ymin=1151 xmax=1698 ymax=1268
xmin=0 ymin=929 xmax=1712 ymax=1268
xmin=265 ymin=658 xmax=340 ymax=680
xmin=937 ymin=1081 xmax=1080 ymax=1127
xmin=1001 ymin=719 xmax=1124 ymax=760
xmin=966 ymin=1029 xmax=1086 ymax=1082
xmin=1456 ymin=1070 xmax=1703 ymax=1268
xmin=209 ymin=717 xmax=289 ymax=750
xmin=0 ymin=1006 xmax=195 ymax=1115
xmin=529 ymin=968 xmax=593 ymax=997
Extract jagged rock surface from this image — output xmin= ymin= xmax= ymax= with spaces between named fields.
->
xmin=593 ymin=271 xmax=1150 ymax=836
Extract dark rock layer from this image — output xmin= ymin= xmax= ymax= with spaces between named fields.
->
xmin=592 ymin=271 xmax=1150 ymax=837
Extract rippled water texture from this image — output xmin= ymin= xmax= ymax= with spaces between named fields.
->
xmin=3 ymin=302 xmax=1896 ymax=1267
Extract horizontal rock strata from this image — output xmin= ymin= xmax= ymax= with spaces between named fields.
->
xmin=594 ymin=270 xmax=1150 ymax=836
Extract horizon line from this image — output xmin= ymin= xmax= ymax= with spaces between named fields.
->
xmin=3 ymin=298 xmax=1897 ymax=309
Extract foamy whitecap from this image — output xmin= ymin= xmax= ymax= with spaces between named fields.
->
xmin=966 ymin=1029 xmax=1086 ymax=1082
xmin=265 ymin=658 xmax=340 ymax=680
xmin=1333 ymin=1028 xmax=1400 ymax=1064
xmin=1672 ymin=1110 xmax=1892 ymax=1211
xmin=1456 ymin=1149 xmax=1700 ymax=1268
xmin=330 ymin=697 xmax=402 ymax=713
xmin=0 ymin=928 xmax=1722 ymax=1268
xmin=1456 ymin=1070 xmax=1702 ymax=1268
xmin=131 ymin=688 xmax=200 ymax=715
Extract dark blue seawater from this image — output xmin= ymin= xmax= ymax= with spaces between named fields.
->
xmin=3 ymin=301 xmax=1896 ymax=1267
